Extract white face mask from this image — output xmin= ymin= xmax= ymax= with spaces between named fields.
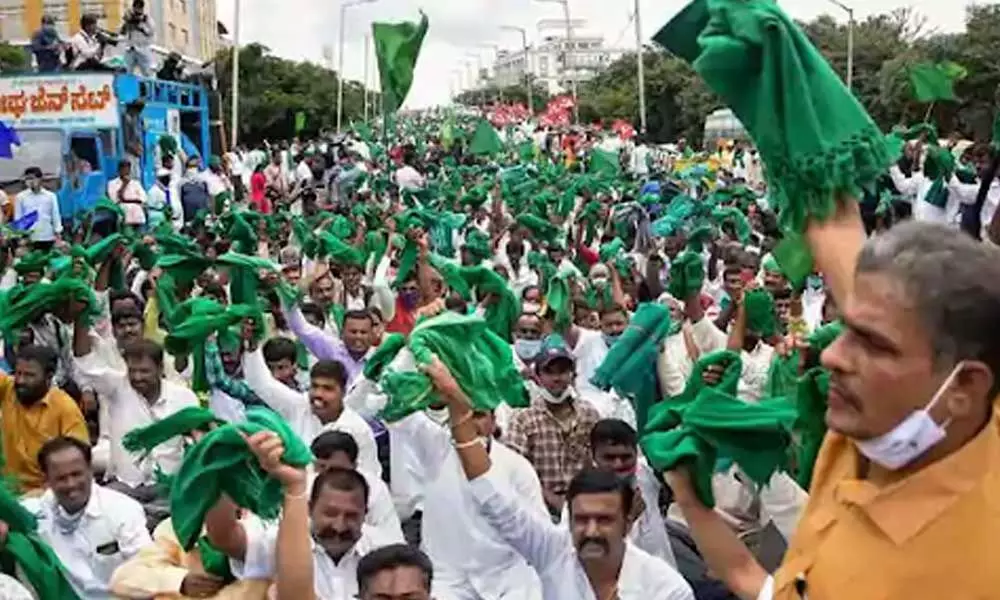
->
xmin=514 ymin=338 xmax=542 ymax=361
xmin=522 ymin=302 xmax=541 ymax=315
xmin=854 ymin=362 xmax=962 ymax=470
xmin=537 ymin=386 xmax=573 ymax=405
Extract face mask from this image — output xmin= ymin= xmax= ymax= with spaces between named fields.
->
xmin=514 ymin=338 xmax=542 ymax=361
xmin=602 ymin=333 xmax=621 ymax=348
xmin=538 ymin=386 xmax=573 ymax=405
xmin=854 ymin=362 xmax=962 ymax=470
xmin=807 ymin=275 xmax=824 ymax=290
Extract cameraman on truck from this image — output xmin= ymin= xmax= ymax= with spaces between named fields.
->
xmin=120 ymin=0 xmax=155 ymax=77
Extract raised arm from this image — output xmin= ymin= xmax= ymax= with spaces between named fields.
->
xmin=282 ymin=302 xmax=349 ymax=363
xmin=242 ymin=347 xmax=309 ymax=420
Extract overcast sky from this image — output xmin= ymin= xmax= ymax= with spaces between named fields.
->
xmin=215 ymin=0 xmax=967 ymax=109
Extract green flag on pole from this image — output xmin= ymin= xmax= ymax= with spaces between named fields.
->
xmin=909 ymin=61 xmax=967 ymax=103
xmin=469 ymin=119 xmax=504 ymax=156
xmin=372 ymin=12 xmax=429 ymax=113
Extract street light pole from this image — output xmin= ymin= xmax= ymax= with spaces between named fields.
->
xmin=634 ymin=0 xmax=647 ymax=134
xmin=337 ymin=0 xmax=375 ymax=134
xmin=363 ymin=32 xmax=371 ymax=122
xmin=828 ymin=0 xmax=854 ymax=90
xmin=230 ymin=0 xmax=241 ymax=148
xmin=535 ymin=0 xmax=577 ymax=123
xmin=501 ymin=25 xmax=533 ymax=115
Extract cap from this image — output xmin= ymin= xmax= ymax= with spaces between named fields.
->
xmin=279 ymin=246 xmax=301 ymax=269
xmin=535 ymin=335 xmax=574 ymax=370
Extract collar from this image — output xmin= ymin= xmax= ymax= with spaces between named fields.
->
xmin=45 ymin=486 xmax=101 ymax=519
xmin=834 ymin=405 xmax=1000 ymax=545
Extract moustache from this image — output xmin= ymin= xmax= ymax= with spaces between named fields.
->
xmin=314 ymin=527 xmax=356 ymax=543
xmin=577 ymin=536 xmax=610 ymax=555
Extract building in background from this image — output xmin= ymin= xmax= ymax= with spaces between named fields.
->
xmin=490 ymin=18 xmax=627 ymax=97
xmin=0 ymin=0 xmax=221 ymax=66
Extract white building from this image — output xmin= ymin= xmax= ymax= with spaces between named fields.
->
xmin=491 ymin=19 xmax=627 ymax=96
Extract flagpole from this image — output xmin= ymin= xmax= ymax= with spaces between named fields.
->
xmin=364 ymin=33 xmax=371 ymax=122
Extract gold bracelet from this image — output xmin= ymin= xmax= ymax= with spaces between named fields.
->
xmin=450 ymin=411 xmax=475 ymax=430
xmin=452 ymin=437 xmax=483 ymax=450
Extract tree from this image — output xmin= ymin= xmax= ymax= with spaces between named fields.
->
xmin=215 ymin=44 xmax=376 ymax=145
xmin=453 ymin=81 xmax=551 ymax=112
xmin=0 ymin=43 xmax=30 ymax=73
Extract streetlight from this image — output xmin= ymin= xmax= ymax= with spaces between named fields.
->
xmin=828 ymin=0 xmax=854 ymax=90
xmin=501 ymin=25 xmax=534 ymax=115
xmin=337 ymin=0 xmax=377 ymax=134
xmin=534 ymin=0 xmax=578 ymax=124
xmin=634 ymin=0 xmax=647 ymax=134
xmin=230 ymin=0 xmax=241 ymax=148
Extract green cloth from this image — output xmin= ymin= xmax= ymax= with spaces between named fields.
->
xmin=13 ymin=250 xmax=50 ymax=275
xmin=516 ymin=214 xmax=562 ymax=245
xmin=591 ymin=303 xmax=675 ymax=431
xmin=711 ymin=206 xmax=751 ymax=243
xmin=126 ymin=407 xmax=312 ymax=550
xmin=459 ymin=267 xmax=519 ymax=343
xmin=544 ymin=272 xmax=573 ymax=333
xmin=771 ymin=232 xmax=813 ymax=290
xmin=376 ymin=312 xmax=528 ymax=422
xmin=0 ymin=483 xmax=81 ymax=599
xmin=463 ymin=229 xmax=492 ymax=264
xmin=908 ymin=61 xmax=967 ymax=103
xmin=794 ymin=366 xmax=829 ymax=489
xmin=0 ymin=277 xmax=100 ymax=341
xmin=372 ymin=12 xmax=429 ymax=112
xmin=589 ymin=148 xmax=621 ymax=177
xmin=640 ymin=386 xmax=797 ymax=507
xmin=744 ymin=288 xmax=777 ymax=337
xmin=469 ymin=120 xmax=504 ymax=157
xmin=655 ymin=0 xmax=893 ymax=236
xmin=163 ymin=301 xmax=263 ymax=393
xmin=122 ymin=407 xmax=219 ymax=456
xmin=667 ymin=251 xmax=704 ymax=300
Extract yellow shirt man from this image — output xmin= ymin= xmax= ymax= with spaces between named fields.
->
xmin=771 ymin=407 xmax=1000 ymax=599
xmin=0 ymin=373 xmax=89 ymax=491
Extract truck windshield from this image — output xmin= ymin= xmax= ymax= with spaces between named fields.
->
xmin=0 ymin=130 xmax=63 ymax=184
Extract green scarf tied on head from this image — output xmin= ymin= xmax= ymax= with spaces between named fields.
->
xmin=13 ymin=250 xmax=51 ymax=276
xmin=668 ymin=251 xmax=705 ymax=300
xmin=124 ymin=407 xmax=312 ymax=550
xmin=744 ymin=288 xmax=778 ymax=338
xmin=922 ymin=145 xmax=956 ymax=209
xmin=656 ymin=0 xmax=892 ymax=265
xmin=375 ymin=312 xmax=528 ymax=423
xmin=598 ymin=238 xmax=632 ymax=278
xmin=591 ymin=303 xmax=676 ymax=431
xmin=0 ymin=482 xmax=81 ymax=599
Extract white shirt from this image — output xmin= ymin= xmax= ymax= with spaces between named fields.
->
xmin=631 ymin=144 xmax=651 ymax=176
xmin=242 ymin=348 xmax=381 ymax=477
xmin=69 ymin=30 xmax=102 ymax=68
xmin=469 ymin=469 xmax=695 ymax=600
xmin=306 ymin=468 xmax=403 ymax=545
xmin=0 ymin=574 xmax=32 ymax=600
xmin=24 ymin=486 xmax=151 ymax=599
xmin=14 ymin=188 xmax=62 ymax=242
xmin=560 ymin=462 xmax=677 ymax=567
xmin=74 ymin=351 xmax=199 ymax=487
xmin=233 ymin=523 xmax=391 ymax=600
xmin=295 ymin=161 xmax=314 ymax=184
xmin=392 ymin=413 xmax=546 ymax=600
xmin=393 ymin=165 xmax=425 ymax=191
xmin=107 ymin=178 xmax=147 ymax=226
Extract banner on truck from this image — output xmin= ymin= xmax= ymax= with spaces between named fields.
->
xmin=0 ymin=74 xmax=118 ymax=129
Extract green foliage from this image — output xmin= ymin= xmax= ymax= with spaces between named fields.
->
xmin=215 ymin=44 xmax=379 ymax=144
xmin=0 ymin=43 xmax=30 ymax=72
xmin=453 ymin=80 xmax=551 ymax=112
xmin=453 ymin=6 xmax=1000 ymax=146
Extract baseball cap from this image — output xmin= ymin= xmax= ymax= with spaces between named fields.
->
xmin=535 ymin=334 xmax=574 ymax=371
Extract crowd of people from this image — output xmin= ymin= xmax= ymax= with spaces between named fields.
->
xmin=0 ymin=2 xmax=999 ymax=600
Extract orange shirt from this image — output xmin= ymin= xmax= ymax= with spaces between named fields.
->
xmin=0 ymin=374 xmax=89 ymax=491
xmin=772 ymin=406 xmax=1000 ymax=599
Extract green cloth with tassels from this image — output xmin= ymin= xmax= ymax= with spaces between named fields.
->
xmin=591 ymin=303 xmax=676 ymax=432
xmin=640 ymin=350 xmax=797 ymax=506
xmin=0 ymin=483 xmax=81 ymax=599
xmin=0 ymin=276 xmax=101 ymax=341
xmin=744 ymin=288 xmax=778 ymax=337
xmin=123 ymin=407 xmax=312 ymax=550
xmin=668 ymin=251 xmax=704 ymax=300
xmin=374 ymin=312 xmax=528 ymax=422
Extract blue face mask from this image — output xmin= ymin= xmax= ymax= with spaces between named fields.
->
xmin=514 ymin=338 xmax=542 ymax=361
xmin=602 ymin=333 xmax=621 ymax=348
xmin=400 ymin=290 xmax=420 ymax=310
xmin=806 ymin=275 xmax=824 ymax=290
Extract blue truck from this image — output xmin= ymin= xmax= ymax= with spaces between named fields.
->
xmin=0 ymin=72 xmax=211 ymax=224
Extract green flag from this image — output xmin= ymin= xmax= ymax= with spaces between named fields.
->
xmin=909 ymin=61 xmax=967 ymax=103
xmin=589 ymin=148 xmax=620 ymax=177
xmin=294 ymin=111 xmax=306 ymax=133
xmin=372 ymin=12 xmax=429 ymax=113
xmin=469 ymin=119 xmax=503 ymax=156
